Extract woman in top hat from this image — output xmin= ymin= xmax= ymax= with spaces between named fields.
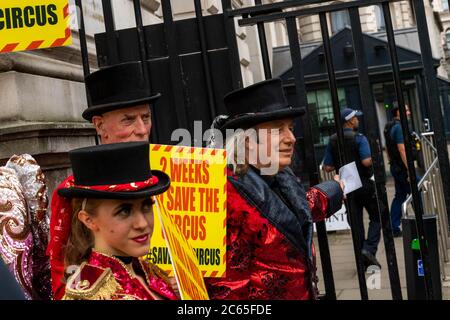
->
xmin=205 ymin=78 xmax=344 ymax=300
xmin=58 ymin=142 xmax=178 ymax=300
xmin=47 ymin=61 xmax=161 ymax=299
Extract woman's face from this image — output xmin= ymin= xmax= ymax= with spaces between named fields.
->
xmin=82 ymin=197 xmax=154 ymax=258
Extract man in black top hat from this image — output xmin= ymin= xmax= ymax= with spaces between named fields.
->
xmin=322 ymin=108 xmax=382 ymax=270
xmin=205 ymin=78 xmax=344 ymax=300
xmin=47 ymin=61 xmax=161 ymax=299
xmin=83 ymin=61 xmax=160 ymax=144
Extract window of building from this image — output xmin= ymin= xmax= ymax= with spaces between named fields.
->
xmin=443 ymin=0 xmax=449 ymax=12
xmin=307 ymin=89 xmax=347 ymax=145
xmin=374 ymin=5 xmax=386 ymax=31
xmin=330 ymin=10 xmax=350 ymax=34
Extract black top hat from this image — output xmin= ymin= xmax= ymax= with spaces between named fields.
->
xmin=219 ymin=78 xmax=305 ymax=130
xmin=58 ymin=142 xmax=170 ymax=199
xmin=82 ymin=61 xmax=161 ymax=121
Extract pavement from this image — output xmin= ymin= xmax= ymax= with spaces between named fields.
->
xmin=314 ymin=177 xmax=450 ymax=300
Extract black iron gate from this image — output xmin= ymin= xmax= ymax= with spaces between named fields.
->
xmin=228 ymin=0 xmax=450 ymax=300
xmin=75 ymin=0 xmax=450 ymax=300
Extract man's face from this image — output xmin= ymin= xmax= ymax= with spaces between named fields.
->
xmin=92 ymin=104 xmax=151 ymax=144
xmin=396 ymin=105 xmax=411 ymax=120
xmin=251 ymin=118 xmax=296 ymax=173
xmin=349 ymin=116 xmax=359 ymax=130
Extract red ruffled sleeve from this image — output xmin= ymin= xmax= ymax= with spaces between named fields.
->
xmin=46 ymin=175 xmax=74 ymax=300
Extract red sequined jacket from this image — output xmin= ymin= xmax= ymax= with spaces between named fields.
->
xmin=205 ymin=167 xmax=342 ymax=300
xmin=63 ymin=251 xmax=178 ymax=300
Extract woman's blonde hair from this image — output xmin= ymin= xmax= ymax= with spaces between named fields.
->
xmin=64 ymin=198 xmax=100 ymax=268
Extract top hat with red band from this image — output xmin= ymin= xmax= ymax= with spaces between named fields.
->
xmin=58 ymin=142 xmax=170 ymax=199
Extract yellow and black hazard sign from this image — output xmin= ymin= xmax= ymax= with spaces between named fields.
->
xmin=0 ymin=0 xmax=72 ymax=53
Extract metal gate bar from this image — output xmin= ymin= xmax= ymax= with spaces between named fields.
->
xmin=285 ymin=16 xmax=336 ymax=300
xmin=231 ymin=0 xmax=328 ymax=17
xmin=381 ymin=2 xmax=433 ymax=299
xmin=236 ymin=0 xmax=404 ymax=26
xmin=101 ymin=0 xmax=119 ymax=65
xmin=253 ymin=0 xmax=272 ymax=79
xmin=221 ymin=0 xmax=243 ymax=90
xmin=131 ymin=0 xmax=159 ymax=142
xmin=412 ymin=0 xmax=450 ymax=236
xmin=193 ymin=0 xmax=217 ymax=120
xmin=75 ymin=0 xmax=90 ymax=78
xmin=348 ymin=7 xmax=402 ymax=300
xmin=319 ymin=11 xmax=369 ymax=300
xmin=160 ymin=0 xmax=189 ymax=131
xmin=75 ymin=0 xmax=99 ymax=145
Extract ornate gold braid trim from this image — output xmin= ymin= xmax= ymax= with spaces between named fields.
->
xmin=63 ymin=263 xmax=122 ymax=300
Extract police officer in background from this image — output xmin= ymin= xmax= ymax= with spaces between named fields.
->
xmin=323 ymin=108 xmax=382 ymax=270
xmin=383 ymin=105 xmax=413 ymax=238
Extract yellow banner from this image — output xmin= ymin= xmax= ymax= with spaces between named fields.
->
xmin=154 ymin=197 xmax=209 ymax=300
xmin=148 ymin=144 xmax=227 ymax=278
xmin=0 ymin=0 xmax=72 ymax=53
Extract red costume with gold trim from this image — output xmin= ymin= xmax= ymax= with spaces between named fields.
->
xmin=205 ymin=167 xmax=343 ymax=300
xmin=63 ymin=251 xmax=178 ymax=300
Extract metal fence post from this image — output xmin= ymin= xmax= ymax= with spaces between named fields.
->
xmin=286 ymin=16 xmax=337 ymax=300
xmin=348 ymin=6 xmax=402 ymax=300
xmin=161 ymin=0 xmax=190 ymax=131
xmin=319 ymin=11 xmax=369 ymax=300
xmin=382 ymin=2 xmax=434 ymax=299
xmin=412 ymin=0 xmax=450 ymax=231
xmin=101 ymin=0 xmax=119 ymax=65
xmin=254 ymin=0 xmax=272 ymax=79
xmin=222 ymin=0 xmax=243 ymax=90
xmin=193 ymin=0 xmax=217 ymax=120
xmin=131 ymin=0 xmax=159 ymax=143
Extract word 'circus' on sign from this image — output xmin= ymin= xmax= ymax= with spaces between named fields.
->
xmin=0 ymin=1 xmax=72 ymax=53
xmin=0 ymin=5 xmax=58 ymax=30
xmin=148 ymin=247 xmax=221 ymax=266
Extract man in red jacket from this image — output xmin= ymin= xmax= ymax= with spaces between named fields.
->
xmin=47 ymin=61 xmax=160 ymax=300
xmin=205 ymin=78 xmax=343 ymax=299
